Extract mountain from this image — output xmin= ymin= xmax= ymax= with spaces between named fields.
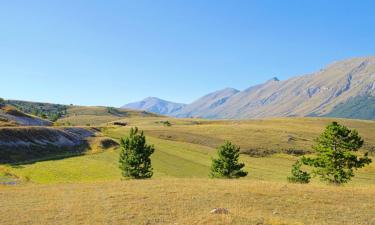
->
xmin=208 ymin=56 xmax=375 ymax=119
xmin=122 ymin=97 xmax=186 ymax=115
xmin=172 ymin=88 xmax=240 ymax=118
xmin=123 ymin=56 xmax=375 ymax=120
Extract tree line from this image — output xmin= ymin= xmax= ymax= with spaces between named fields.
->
xmin=119 ymin=122 xmax=372 ymax=185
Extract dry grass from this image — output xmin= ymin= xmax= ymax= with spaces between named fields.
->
xmin=104 ymin=117 xmax=375 ymax=155
xmin=0 ymin=179 xmax=374 ymax=225
xmin=57 ymin=106 xmax=159 ymax=126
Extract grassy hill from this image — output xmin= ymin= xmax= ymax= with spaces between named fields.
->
xmin=4 ymin=99 xmax=159 ymax=125
xmin=57 ymin=106 xmax=159 ymax=126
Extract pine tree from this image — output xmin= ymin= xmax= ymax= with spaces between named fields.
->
xmin=302 ymin=122 xmax=372 ymax=185
xmin=210 ymin=141 xmax=248 ymax=178
xmin=287 ymin=160 xmax=311 ymax=184
xmin=119 ymin=127 xmax=155 ymax=179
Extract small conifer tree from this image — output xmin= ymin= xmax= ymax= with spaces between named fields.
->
xmin=210 ymin=141 xmax=248 ymax=178
xmin=302 ymin=122 xmax=371 ymax=185
xmin=119 ymin=127 xmax=155 ymax=179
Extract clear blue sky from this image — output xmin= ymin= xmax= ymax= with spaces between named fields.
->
xmin=1 ymin=0 xmax=375 ymax=106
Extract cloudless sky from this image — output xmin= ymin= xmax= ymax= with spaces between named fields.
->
xmin=1 ymin=0 xmax=375 ymax=106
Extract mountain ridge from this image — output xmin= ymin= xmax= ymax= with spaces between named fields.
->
xmin=122 ymin=56 xmax=375 ymax=120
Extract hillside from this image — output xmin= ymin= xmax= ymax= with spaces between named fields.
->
xmin=0 ymin=127 xmax=97 ymax=163
xmin=124 ymin=56 xmax=375 ymax=120
xmin=122 ymin=97 xmax=186 ymax=115
xmin=172 ymin=88 xmax=240 ymax=118
xmin=57 ymin=105 xmax=158 ymax=126
xmin=0 ymin=105 xmax=52 ymax=126
xmin=6 ymin=100 xmax=68 ymax=122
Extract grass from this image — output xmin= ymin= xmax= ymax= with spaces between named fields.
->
xmin=3 ymin=127 xmax=374 ymax=185
xmin=57 ymin=106 xmax=159 ymax=126
xmin=104 ymin=117 xmax=375 ymax=154
xmin=1 ymin=179 xmax=374 ymax=225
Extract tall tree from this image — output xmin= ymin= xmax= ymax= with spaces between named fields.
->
xmin=302 ymin=122 xmax=371 ymax=185
xmin=119 ymin=127 xmax=155 ymax=179
xmin=210 ymin=141 xmax=248 ymax=178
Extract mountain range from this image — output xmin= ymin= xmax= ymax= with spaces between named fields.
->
xmin=122 ymin=56 xmax=375 ymax=120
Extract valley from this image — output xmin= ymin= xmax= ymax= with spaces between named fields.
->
xmin=0 ymin=104 xmax=374 ymax=224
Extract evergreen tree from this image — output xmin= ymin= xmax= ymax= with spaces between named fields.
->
xmin=119 ymin=127 xmax=155 ymax=179
xmin=287 ymin=160 xmax=311 ymax=184
xmin=302 ymin=122 xmax=371 ymax=185
xmin=210 ymin=141 xmax=248 ymax=178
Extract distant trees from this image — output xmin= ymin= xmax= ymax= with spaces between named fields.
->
xmin=210 ymin=141 xmax=248 ymax=179
xmin=0 ymin=97 xmax=4 ymax=106
xmin=288 ymin=122 xmax=372 ymax=185
xmin=119 ymin=127 xmax=155 ymax=179
xmin=6 ymin=101 xmax=68 ymax=122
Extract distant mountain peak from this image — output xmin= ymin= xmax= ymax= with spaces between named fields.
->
xmin=122 ymin=97 xmax=186 ymax=115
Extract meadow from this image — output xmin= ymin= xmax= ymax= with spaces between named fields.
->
xmin=1 ymin=116 xmax=375 ymax=224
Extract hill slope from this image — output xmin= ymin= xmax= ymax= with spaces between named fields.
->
xmin=0 ymin=127 xmax=96 ymax=163
xmin=172 ymin=88 xmax=240 ymax=118
xmin=57 ymin=105 xmax=158 ymax=126
xmin=122 ymin=97 xmax=185 ymax=115
xmin=0 ymin=105 xmax=52 ymax=126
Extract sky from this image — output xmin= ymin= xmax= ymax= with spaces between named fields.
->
xmin=1 ymin=0 xmax=375 ymax=106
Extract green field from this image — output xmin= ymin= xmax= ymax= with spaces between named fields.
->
xmin=2 ymin=118 xmax=375 ymax=185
